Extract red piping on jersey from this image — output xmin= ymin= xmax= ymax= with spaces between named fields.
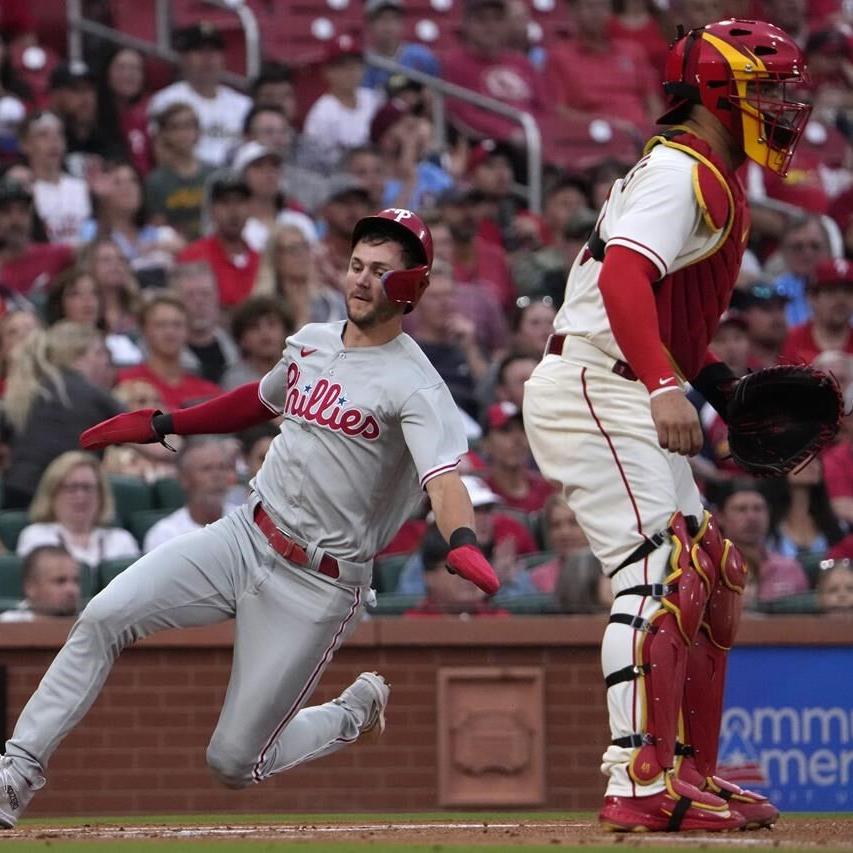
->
xmin=598 ymin=245 xmax=679 ymax=393
xmin=252 ymin=587 xmax=362 ymax=782
xmin=420 ymin=459 xmax=460 ymax=488
xmin=608 ymin=236 xmax=667 ymax=276
xmin=170 ymin=381 xmax=277 ymax=435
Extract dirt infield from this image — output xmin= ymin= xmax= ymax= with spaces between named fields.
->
xmin=6 ymin=816 xmax=853 ymax=847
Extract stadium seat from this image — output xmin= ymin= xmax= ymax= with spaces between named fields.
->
xmin=373 ymin=553 xmax=411 ymax=594
xmin=496 ymin=593 xmax=561 ymax=615
xmin=0 ymin=596 xmax=22 ymax=613
xmin=98 ymin=557 xmax=137 ymax=591
xmin=0 ymin=554 xmax=24 ymax=599
xmin=152 ymin=477 xmax=185 ymax=511
xmin=0 ymin=510 xmax=30 ymax=552
xmin=108 ymin=475 xmax=153 ymax=528
xmin=522 ymin=551 xmax=554 ymax=570
xmin=127 ymin=509 xmax=173 ymax=548
xmin=367 ymin=593 xmax=421 ymax=616
xmin=754 ymin=591 xmax=821 ymax=615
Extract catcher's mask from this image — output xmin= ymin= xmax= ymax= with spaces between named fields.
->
xmin=351 ymin=208 xmax=433 ymax=313
xmin=659 ymin=19 xmax=811 ymax=176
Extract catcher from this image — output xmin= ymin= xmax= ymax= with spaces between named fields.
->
xmin=524 ymin=19 xmax=842 ymax=833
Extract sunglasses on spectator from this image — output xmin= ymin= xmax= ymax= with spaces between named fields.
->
xmin=819 ymin=558 xmax=851 ymax=572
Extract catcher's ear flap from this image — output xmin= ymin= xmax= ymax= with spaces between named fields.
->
xmin=381 ymin=266 xmax=430 ymax=313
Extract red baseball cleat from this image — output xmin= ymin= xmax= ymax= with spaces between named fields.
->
xmin=599 ymin=775 xmax=747 ymax=833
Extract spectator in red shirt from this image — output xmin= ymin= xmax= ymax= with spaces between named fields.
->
xmin=545 ymin=0 xmax=662 ymax=136
xmin=117 ymin=292 xmax=220 ymax=410
xmin=483 ymin=401 xmax=554 ymax=512
xmin=731 ymin=282 xmax=791 ymax=371
xmin=0 ymin=176 xmax=73 ymax=296
xmin=442 ymin=0 xmax=545 ymax=145
xmin=607 ymin=0 xmax=669 ymax=77
xmin=782 ymin=259 xmax=853 ymax=364
xmin=438 ymin=184 xmax=514 ymax=311
xmin=178 ymin=171 xmax=259 ymax=308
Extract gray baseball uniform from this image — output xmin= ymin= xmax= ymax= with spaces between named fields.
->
xmin=5 ymin=320 xmax=466 ymax=790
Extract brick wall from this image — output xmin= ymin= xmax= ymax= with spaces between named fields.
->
xmin=0 ymin=616 xmax=846 ymax=817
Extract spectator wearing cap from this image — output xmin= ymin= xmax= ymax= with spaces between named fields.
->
xmin=403 ymin=524 xmax=510 ymax=617
xmin=482 ymin=401 xmax=554 ymax=512
xmin=145 ymin=102 xmax=217 ymax=241
xmin=253 ymin=222 xmax=347 ymax=329
xmin=177 ymin=171 xmax=259 ymax=307
xmin=232 ymin=140 xmax=317 ymax=254
xmin=770 ymin=214 xmax=832 ymax=326
xmin=397 ymin=475 xmax=537 ymax=596
xmin=544 ymin=0 xmax=661 ymax=136
xmin=782 ymin=259 xmax=853 ymax=364
xmin=94 ymin=47 xmax=153 ymax=177
xmin=148 ymin=23 xmax=252 ymax=167
xmin=46 ymin=61 xmax=114 ymax=171
xmin=443 ymin=0 xmax=545 ymax=145
xmin=315 ymin=175 xmax=372 ymax=288
xmin=20 ymin=110 xmax=91 ymax=246
xmin=733 ymin=282 xmax=791 ymax=371
xmin=221 ymin=295 xmax=291 ymax=390
xmin=412 ymin=261 xmax=488 ymax=419
xmin=369 ymin=95 xmax=454 ymax=211
xmin=117 ymin=292 xmax=221 ymax=411
xmin=0 ymin=176 xmax=73 ymax=296
xmin=438 ymin=184 xmax=515 ymax=311
xmin=302 ymin=35 xmax=382 ymax=166
xmin=362 ymin=0 xmax=440 ymax=91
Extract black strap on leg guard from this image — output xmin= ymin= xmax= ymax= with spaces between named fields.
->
xmin=609 ymin=613 xmax=656 ymax=633
xmin=675 ymin=741 xmax=695 ymax=757
xmin=605 ymin=663 xmax=651 ymax=688
xmin=667 ymin=794 xmax=693 ymax=831
xmin=612 ymin=732 xmax=655 ymax=749
xmin=615 ymin=583 xmax=675 ymax=599
xmin=608 ymin=529 xmax=670 ymax=578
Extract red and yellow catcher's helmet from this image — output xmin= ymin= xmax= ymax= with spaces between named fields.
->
xmin=658 ymin=19 xmax=811 ymax=176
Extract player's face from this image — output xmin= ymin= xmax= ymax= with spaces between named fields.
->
xmin=345 ymin=240 xmax=406 ymax=329
xmin=26 ymin=553 xmax=81 ymax=618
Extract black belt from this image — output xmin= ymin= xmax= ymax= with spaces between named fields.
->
xmin=545 ymin=334 xmax=638 ymax=382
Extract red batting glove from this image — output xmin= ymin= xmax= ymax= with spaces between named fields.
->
xmin=446 ymin=545 xmax=501 ymax=596
xmin=80 ymin=408 xmax=163 ymax=450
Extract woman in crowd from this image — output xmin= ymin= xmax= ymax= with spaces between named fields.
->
xmin=253 ymin=222 xmax=346 ymax=329
xmin=17 ymin=450 xmax=139 ymax=566
xmin=0 ymin=307 xmax=40 ymax=395
xmin=95 ymin=46 xmax=152 ymax=175
xmin=508 ymin=296 xmax=556 ymax=360
xmin=816 ymin=558 xmax=853 ymax=615
xmin=79 ymin=237 xmax=141 ymax=338
xmin=1 ymin=321 xmax=121 ymax=508
xmin=763 ymin=458 xmax=845 ymax=565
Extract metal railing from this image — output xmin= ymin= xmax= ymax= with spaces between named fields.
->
xmin=66 ymin=0 xmax=261 ymax=90
xmin=365 ymin=51 xmax=543 ymax=214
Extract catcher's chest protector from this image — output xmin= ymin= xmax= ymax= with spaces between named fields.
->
xmin=647 ymin=130 xmax=750 ymax=381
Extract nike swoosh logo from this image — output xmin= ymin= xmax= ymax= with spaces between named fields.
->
xmin=300 ymin=347 xmax=317 ymax=357
xmin=659 ymin=377 xmax=675 ymax=386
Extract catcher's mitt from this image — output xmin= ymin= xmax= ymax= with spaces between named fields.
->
xmin=726 ymin=364 xmax=844 ymax=477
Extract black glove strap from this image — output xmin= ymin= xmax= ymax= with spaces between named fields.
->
xmin=151 ymin=412 xmax=177 ymax=452
xmin=692 ymin=361 xmax=737 ymax=422
xmin=449 ymin=527 xmax=478 ymax=549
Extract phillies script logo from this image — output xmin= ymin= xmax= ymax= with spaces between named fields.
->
xmin=284 ymin=363 xmax=380 ymax=440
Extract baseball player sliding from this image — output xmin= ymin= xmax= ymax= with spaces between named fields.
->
xmin=0 ymin=208 xmax=500 ymax=828
xmin=523 ymin=20 xmax=810 ymax=833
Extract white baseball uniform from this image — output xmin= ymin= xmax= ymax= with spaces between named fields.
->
xmin=5 ymin=320 xmax=467 ymax=790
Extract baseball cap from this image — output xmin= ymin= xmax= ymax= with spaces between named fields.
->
xmin=461 ymin=476 xmax=501 ymax=509
xmin=173 ymin=22 xmax=226 ymax=52
xmin=366 ymin=0 xmax=404 ymax=17
xmin=0 ymin=177 xmax=32 ymax=206
xmin=484 ymin=401 xmax=523 ymax=433
xmin=49 ymin=60 xmax=95 ymax=90
xmin=716 ymin=309 xmax=748 ymax=331
xmin=385 ymin=73 xmax=423 ymax=101
xmin=208 ymin=170 xmax=251 ymax=202
xmin=467 ymin=138 xmax=514 ymax=175
xmin=322 ymin=174 xmax=370 ymax=206
xmin=323 ymin=34 xmax=362 ymax=64
xmin=811 ymin=258 xmax=853 ymax=289
xmin=464 ymin=0 xmax=507 ymax=13
xmin=231 ymin=141 xmax=283 ymax=175
xmin=369 ymin=100 xmax=409 ymax=144
xmin=730 ymin=282 xmax=792 ymax=310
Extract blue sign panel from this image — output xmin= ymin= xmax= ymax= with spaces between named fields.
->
xmin=721 ymin=647 xmax=853 ymax=811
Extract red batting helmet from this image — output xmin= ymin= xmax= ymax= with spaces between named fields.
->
xmin=351 ymin=208 xmax=433 ymax=312
xmin=658 ymin=19 xmax=811 ymax=176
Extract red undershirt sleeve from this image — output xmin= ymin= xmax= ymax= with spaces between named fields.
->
xmin=598 ymin=245 xmax=680 ymax=395
xmin=169 ymin=382 xmax=278 ymax=435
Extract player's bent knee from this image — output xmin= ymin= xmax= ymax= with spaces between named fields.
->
xmin=206 ymin=742 xmax=255 ymax=789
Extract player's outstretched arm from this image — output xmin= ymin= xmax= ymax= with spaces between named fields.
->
xmin=425 ymin=471 xmax=500 ymax=596
xmin=80 ymin=382 xmax=279 ymax=450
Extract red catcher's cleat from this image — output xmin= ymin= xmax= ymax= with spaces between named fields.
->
xmin=678 ymin=760 xmax=779 ymax=829
xmin=599 ymin=775 xmax=747 ymax=833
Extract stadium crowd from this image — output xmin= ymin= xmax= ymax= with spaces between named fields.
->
xmin=0 ymin=0 xmax=852 ymax=620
